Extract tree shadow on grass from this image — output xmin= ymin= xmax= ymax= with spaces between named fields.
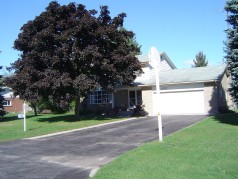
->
xmin=37 ymin=114 xmax=117 ymax=123
xmin=1 ymin=114 xmax=36 ymax=122
xmin=213 ymin=113 xmax=238 ymax=126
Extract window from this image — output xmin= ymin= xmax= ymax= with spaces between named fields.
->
xmin=90 ymin=90 xmax=112 ymax=104
xmin=129 ymin=90 xmax=142 ymax=108
xmin=3 ymin=100 xmax=11 ymax=106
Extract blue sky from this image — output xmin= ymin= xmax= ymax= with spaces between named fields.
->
xmin=0 ymin=0 xmax=227 ymax=73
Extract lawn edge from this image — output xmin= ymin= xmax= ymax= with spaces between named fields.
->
xmin=162 ymin=115 xmax=209 ymax=140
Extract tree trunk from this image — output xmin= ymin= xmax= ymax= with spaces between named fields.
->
xmin=31 ymin=103 xmax=38 ymax=116
xmin=75 ymin=97 xmax=80 ymax=118
xmin=82 ymin=97 xmax=88 ymax=111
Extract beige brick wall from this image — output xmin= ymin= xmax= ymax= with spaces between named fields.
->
xmin=114 ymin=90 xmax=128 ymax=109
xmin=142 ymin=86 xmax=153 ymax=115
xmin=220 ymin=72 xmax=233 ymax=109
xmin=204 ymin=82 xmax=219 ymax=114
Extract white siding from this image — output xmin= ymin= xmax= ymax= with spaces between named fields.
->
xmin=159 ymin=59 xmax=173 ymax=71
xmin=136 ymin=55 xmax=174 ymax=82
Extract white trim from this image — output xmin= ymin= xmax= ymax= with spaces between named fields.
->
xmin=90 ymin=90 xmax=112 ymax=104
xmin=160 ymin=88 xmax=204 ymax=93
xmin=159 ymin=80 xmax=215 ymax=85
xmin=3 ymin=100 xmax=12 ymax=106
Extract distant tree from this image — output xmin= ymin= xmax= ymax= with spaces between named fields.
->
xmin=6 ymin=1 xmax=141 ymax=116
xmin=119 ymin=27 xmax=142 ymax=55
xmin=225 ymin=0 xmax=238 ymax=103
xmin=192 ymin=51 xmax=208 ymax=67
xmin=0 ymin=66 xmax=6 ymax=118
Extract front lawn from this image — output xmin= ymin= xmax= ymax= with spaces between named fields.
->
xmin=0 ymin=113 xmax=126 ymax=142
xmin=93 ymin=113 xmax=238 ymax=179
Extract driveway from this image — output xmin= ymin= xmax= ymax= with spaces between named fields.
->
xmin=0 ymin=115 xmax=206 ymax=179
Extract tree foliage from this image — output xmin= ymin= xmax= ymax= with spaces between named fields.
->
xmin=225 ymin=0 xmax=238 ymax=103
xmin=192 ymin=51 xmax=208 ymax=67
xmin=6 ymin=1 xmax=141 ymax=115
xmin=0 ymin=66 xmax=6 ymax=118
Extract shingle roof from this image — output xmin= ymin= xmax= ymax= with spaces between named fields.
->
xmin=0 ymin=87 xmax=14 ymax=98
xmin=133 ymin=65 xmax=227 ymax=86
xmin=136 ymin=54 xmax=150 ymax=63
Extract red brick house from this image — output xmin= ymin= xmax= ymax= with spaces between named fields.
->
xmin=1 ymin=87 xmax=25 ymax=113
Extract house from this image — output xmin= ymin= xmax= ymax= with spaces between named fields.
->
xmin=133 ymin=64 xmax=232 ymax=115
xmin=86 ymin=47 xmax=233 ymax=115
xmin=0 ymin=87 xmax=25 ymax=113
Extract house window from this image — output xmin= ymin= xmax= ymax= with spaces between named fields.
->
xmin=128 ymin=90 xmax=142 ymax=108
xmin=90 ymin=90 xmax=112 ymax=104
xmin=3 ymin=100 xmax=11 ymax=106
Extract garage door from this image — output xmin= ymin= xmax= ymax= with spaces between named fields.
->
xmin=153 ymin=90 xmax=205 ymax=115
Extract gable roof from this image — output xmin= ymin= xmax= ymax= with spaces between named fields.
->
xmin=136 ymin=52 xmax=177 ymax=69
xmin=160 ymin=52 xmax=177 ymax=69
xmin=0 ymin=87 xmax=17 ymax=98
xmin=133 ymin=65 xmax=228 ymax=86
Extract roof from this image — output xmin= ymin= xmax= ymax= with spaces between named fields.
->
xmin=136 ymin=54 xmax=150 ymax=63
xmin=0 ymin=87 xmax=17 ymax=98
xmin=136 ymin=52 xmax=177 ymax=69
xmin=160 ymin=52 xmax=177 ymax=69
xmin=133 ymin=65 xmax=228 ymax=86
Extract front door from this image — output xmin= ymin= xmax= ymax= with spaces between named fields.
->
xmin=128 ymin=90 xmax=142 ymax=109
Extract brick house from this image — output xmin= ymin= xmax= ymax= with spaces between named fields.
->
xmin=1 ymin=87 xmax=25 ymax=113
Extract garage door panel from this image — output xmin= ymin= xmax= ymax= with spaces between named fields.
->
xmin=154 ymin=90 xmax=204 ymax=115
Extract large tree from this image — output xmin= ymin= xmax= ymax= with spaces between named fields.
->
xmin=0 ymin=66 xmax=6 ymax=118
xmin=6 ymin=1 xmax=141 ymax=116
xmin=192 ymin=51 xmax=208 ymax=67
xmin=225 ymin=0 xmax=238 ymax=103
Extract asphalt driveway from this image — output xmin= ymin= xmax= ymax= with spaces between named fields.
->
xmin=0 ymin=115 xmax=206 ymax=179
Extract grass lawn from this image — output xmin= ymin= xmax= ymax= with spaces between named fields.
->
xmin=0 ymin=113 xmax=127 ymax=142
xmin=93 ymin=113 xmax=238 ymax=179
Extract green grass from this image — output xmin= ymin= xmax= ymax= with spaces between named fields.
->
xmin=0 ymin=113 xmax=126 ymax=142
xmin=93 ymin=113 xmax=238 ymax=179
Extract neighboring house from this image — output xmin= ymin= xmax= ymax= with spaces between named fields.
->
xmin=0 ymin=87 xmax=25 ymax=113
xmin=86 ymin=48 xmax=233 ymax=116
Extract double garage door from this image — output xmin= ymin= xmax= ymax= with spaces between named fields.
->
xmin=154 ymin=90 xmax=205 ymax=115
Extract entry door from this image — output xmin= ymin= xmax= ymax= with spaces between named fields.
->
xmin=129 ymin=90 xmax=142 ymax=108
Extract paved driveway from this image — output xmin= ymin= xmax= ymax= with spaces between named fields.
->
xmin=0 ymin=115 xmax=206 ymax=179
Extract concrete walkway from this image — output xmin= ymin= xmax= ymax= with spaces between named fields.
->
xmin=0 ymin=115 xmax=206 ymax=179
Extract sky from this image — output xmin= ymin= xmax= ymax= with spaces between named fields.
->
xmin=0 ymin=0 xmax=227 ymax=74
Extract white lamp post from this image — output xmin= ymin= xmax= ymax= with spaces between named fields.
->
xmin=149 ymin=47 xmax=163 ymax=142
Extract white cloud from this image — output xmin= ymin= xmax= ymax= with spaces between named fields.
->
xmin=183 ymin=59 xmax=194 ymax=67
xmin=184 ymin=59 xmax=194 ymax=65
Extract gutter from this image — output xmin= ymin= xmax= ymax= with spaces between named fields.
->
xmin=136 ymin=80 xmax=217 ymax=87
